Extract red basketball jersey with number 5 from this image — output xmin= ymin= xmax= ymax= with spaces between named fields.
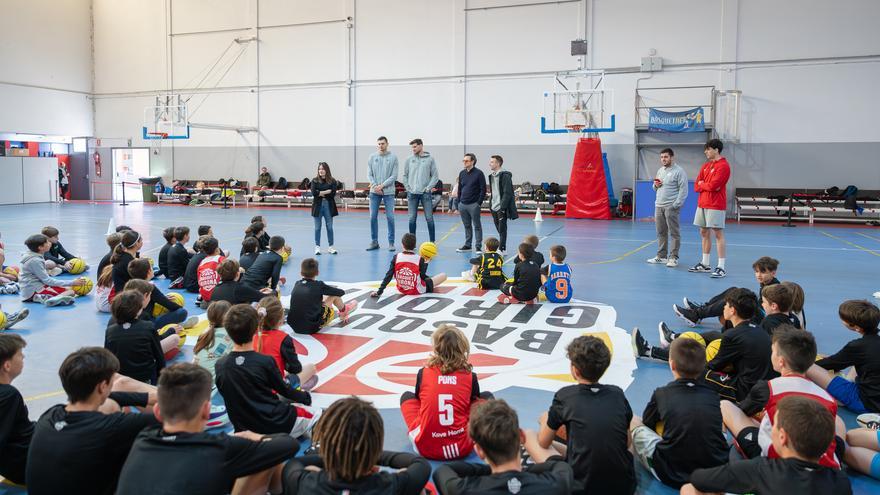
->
xmin=413 ymin=366 xmax=476 ymax=460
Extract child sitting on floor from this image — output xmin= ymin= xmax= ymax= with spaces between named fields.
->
xmin=400 ymin=324 xmax=494 ymax=461
xmin=19 ymin=234 xmax=78 ymax=306
xmin=288 ymin=258 xmax=356 ymax=334
xmin=155 ymin=227 xmax=176 ymax=278
xmin=432 ymin=399 xmax=574 ymax=494
xmin=372 ymin=233 xmax=447 ymax=298
xmin=542 ymin=245 xmax=573 ymax=303
xmin=282 ymin=397 xmax=431 ymax=494
xmin=126 ymin=260 xmax=195 ymax=329
xmin=41 ymin=226 xmax=86 ymax=273
xmin=193 ymin=301 xmax=233 ymax=384
xmin=514 ymin=234 xmax=544 ymax=267
xmin=806 ymin=299 xmax=880 ymax=415
xmin=465 ymin=237 xmax=506 ymax=290
xmin=196 ymin=236 xmax=225 ymax=304
xmin=239 ymin=237 xmax=260 ymax=271
xmin=215 ymin=304 xmax=319 ymax=436
xmin=0 ymin=334 xmax=31 ymax=486
xmin=241 ymin=236 xmax=287 ymax=292
xmin=167 ymin=226 xmax=194 ymax=288
xmin=498 ymin=242 xmax=542 ymax=305
xmin=211 ymin=259 xmax=271 ymax=305
xmin=105 ymin=288 xmax=176 ymax=384
xmin=523 ymin=335 xmax=636 ymax=494
xmin=254 ymin=296 xmax=318 ymax=391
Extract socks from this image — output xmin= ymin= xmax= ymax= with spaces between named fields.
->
xmin=717 ymin=258 xmax=726 ymax=269
xmin=701 ymin=253 xmax=710 ymax=266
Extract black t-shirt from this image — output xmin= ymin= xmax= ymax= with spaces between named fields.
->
xmin=111 ymin=251 xmax=135 ymax=293
xmin=166 ymin=243 xmax=193 ymax=280
xmin=760 ymin=312 xmax=800 ymax=335
xmin=26 ymin=401 xmax=157 ymax=495
xmin=514 ymin=251 xmax=545 ymax=267
xmin=641 ymin=378 xmax=728 ymax=488
xmin=105 ymin=318 xmax=165 ymax=384
xmin=211 ymin=280 xmax=266 ymax=305
xmin=511 ymin=259 xmax=542 ymax=301
xmin=816 ymin=331 xmax=880 ymax=413
xmin=545 ymin=383 xmax=635 ymax=495
xmin=690 ymin=457 xmax=852 ymax=495
xmin=288 ymin=278 xmax=345 ymax=334
xmin=116 ymin=428 xmax=299 ymax=495
xmin=145 ymin=286 xmax=182 ymax=317
xmin=707 ymin=322 xmax=773 ymax=401
xmin=0 ymin=384 xmax=33 ymax=485
xmin=283 ymin=452 xmax=430 ymax=495
xmin=433 ymin=460 xmax=573 ymax=495
xmin=242 ymin=251 xmax=283 ymax=290
xmin=184 ymin=251 xmax=208 ymax=292
xmin=215 ymin=351 xmax=311 ymax=434
xmin=239 ymin=252 xmax=259 ymax=271
xmin=157 ymin=242 xmax=173 ymax=276
xmin=97 ymin=251 xmax=113 ymax=280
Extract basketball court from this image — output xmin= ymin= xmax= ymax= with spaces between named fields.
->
xmin=2 ymin=1 xmax=879 ymax=494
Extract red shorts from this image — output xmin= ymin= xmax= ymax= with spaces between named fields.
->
xmin=32 ymin=286 xmax=66 ymax=299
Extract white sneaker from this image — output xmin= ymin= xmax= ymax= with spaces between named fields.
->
xmin=857 ymin=413 xmax=880 ymax=429
xmin=873 ymin=291 xmax=880 ymax=299
xmin=461 ymin=270 xmax=476 ymax=282
xmin=646 ymin=256 xmax=667 ymax=264
xmin=666 ymin=257 xmax=679 ymax=268
xmin=328 ymin=246 xmax=338 ymax=255
xmin=314 ymin=246 xmax=321 ymax=255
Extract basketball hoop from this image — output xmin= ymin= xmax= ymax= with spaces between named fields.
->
xmin=146 ymin=132 xmax=168 ymax=155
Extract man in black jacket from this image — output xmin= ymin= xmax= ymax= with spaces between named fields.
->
xmin=487 ymin=155 xmax=518 ymax=255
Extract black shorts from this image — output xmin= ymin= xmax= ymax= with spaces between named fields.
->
xmin=478 ymin=276 xmax=504 ymax=291
xmin=703 ymin=369 xmax=738 ymax=402
xmin=735 ymin=426 xmax=762 ymax=459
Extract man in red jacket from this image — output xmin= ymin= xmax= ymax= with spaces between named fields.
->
xmin=689 ymin=139 xmax=731 ymax=278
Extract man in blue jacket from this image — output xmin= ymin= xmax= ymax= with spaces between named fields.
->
xmin=366 ymin=136 xmax=399 ymax=251
xmin=455 ymin=153 xmax=487 ymax=253
xmin=403 ymin=138 xmax=440 ymax=242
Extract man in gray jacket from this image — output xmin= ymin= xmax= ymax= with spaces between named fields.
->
xmin=366 ymin=136 xmax=399 ymax=251
xmin=647 ymin=148 xmax=688 ymax=267
xmin=403 ymin=138 xmax=440 ymax=242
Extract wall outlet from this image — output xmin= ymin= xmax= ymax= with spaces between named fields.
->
xmin=640 ymin=56 xmax=663 ymax=72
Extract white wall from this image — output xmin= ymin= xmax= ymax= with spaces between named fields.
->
xmin=0 ymin=0 xmax=93 ymax=136
xmin=86 ymin=0 xmax=880 ymax=190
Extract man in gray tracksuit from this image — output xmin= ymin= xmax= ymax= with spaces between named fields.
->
xmin=647 ymin=148 xmax=688 ymax=267
xmin=366 ymin=136 xmax=399 ymax=251
xmin=403 ymin=138 xmax=439 ymax=242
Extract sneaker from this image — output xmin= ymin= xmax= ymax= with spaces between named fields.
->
xmin=0 ymin=283 xmax=19 ymax=295
xmin=365 ymin=242 xmax=379 ymax=251
xmin=658 ymin=321 xmax=677 ymax=349
xmin=45 ymin=295 xmax=75 ymax=307
xmin=206 ymin=404 xmax=229 ymax=429
xmin=682 ymin=297 xmax=701 ymax=310
xmin=646 ymin=256 xmax=667 ymax=264
xmin=338 ymin=301 xmax=357 ymax=323
xmin=710 ymin=267 xmax=727 ymax=278
xmin=857 ymin=413 xmax=880 ymax=430
xmin=169 ymin=277 xmax=185 ymax=289
xmin=6 ymin=309 xmax=29 ymax=329
xmin=48 ymin=267 xmax=63 ymax=276
xmin=388 ymin=245 xmax=396 ymax=251
xmin=182 ymin=316 xmax=199 ymax=329
xmin=520 ymin=444 xmax=535 ymax=468
xmin=874 ymin=291 xmax=880 ymax=299
xmin=314 ymin=246 xmax=321 ymax=255
xmin=498 ymin=249 xmax=506 ymax=257
xmin=456 ymin=245 xmax=472 ymax=253
xmin=475 ymin=249 xmax=483 ymax=255
xmin=303 ymin=441 xmax=321 ymax=456
xmin=665 ymin=257 xmax=679 ymax=268
xmin=328 ymin=247 xmax=338 ymax=255
xmin=688 ymin=263 xmax=712 ymax=273
xmin=301 ymin=375 xmax=319 ymax=392
xmin=672 ymin=304 xmax=699 ymax=327
xmin=631 ymin=327 xmax=651 ymax=358
xmin=461 ymin=270 xmax=475 ymax=282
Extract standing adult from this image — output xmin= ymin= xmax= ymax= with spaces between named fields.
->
xmin=689 ymin=139 xmax=731 ymax=278
xmin=311 ymin=162 xmax=338 ymax=255
xmin=403 ymin=138 xmax=439 ymax=242
xmin=455 ymin=153 xmax=487 ymax=253
xmin=487 ymin=155 xmax=517 ymax=255
xmin=58 ymin=165 xmax=69 ymax=201
xmin=647 ymin=148 xmax=688 ymax=267
xmin=366 ymin=136 xmax=399 ymax=251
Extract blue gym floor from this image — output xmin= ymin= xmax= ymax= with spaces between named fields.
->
xmin=1 ymin=202 xmax=878 ymax=494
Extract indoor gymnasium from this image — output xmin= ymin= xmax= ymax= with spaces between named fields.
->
xmin=1 ymin=1 xmax=879 ymax=494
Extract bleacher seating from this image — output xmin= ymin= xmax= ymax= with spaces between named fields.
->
xmin=736 ymin=188 xmax=880 ymax=224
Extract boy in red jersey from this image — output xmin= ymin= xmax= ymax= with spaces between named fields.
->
xmin=196 ymin=237 xmax=225 ymax=304
xmin=372 ymin=233 xmax=446 ymax=297
xmin=400 ymin=324 xmax=493 ymax=460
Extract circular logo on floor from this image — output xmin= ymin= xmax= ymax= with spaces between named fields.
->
xmin=284 ymin=279 xmax=637 ymax=409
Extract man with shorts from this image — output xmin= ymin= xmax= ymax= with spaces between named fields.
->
xmin=647 ymin=148 xmax=687 ymax=268
xmin=689 ymin=139 xmax=730 ymax=278
xmin=366 ymin=136 xmax=398 ymax=251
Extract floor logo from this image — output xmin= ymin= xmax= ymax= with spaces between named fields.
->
xmin=284 ymin=280 xmax=637 ymax=408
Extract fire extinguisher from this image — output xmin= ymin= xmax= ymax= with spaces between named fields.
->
xmin=94 ymin=151 xmax=102 ymax=177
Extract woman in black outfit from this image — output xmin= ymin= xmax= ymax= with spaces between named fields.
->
xmin=311 ymin=162 xmax=339 ymax=255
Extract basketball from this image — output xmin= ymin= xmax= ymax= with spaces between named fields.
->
xmin=0 ymin=312 xmax=6 ymax=329
xmin=147 ymin=257 xmax=155 ymax=267
xmin=419 ymin=242 xmax=438 ymax=260
xmin=72 ymin=277 xmax=93 ymax=296
xmin=706 ymin=339 xmax=722 ymax=361
xmin=153 ymin=292 xmax=185 ymax=316
xmin=281 ymin=248 xmax=291 ymax=264
xmin=678 ymin=331 xmax=706 ymax=347
xmin=2 ymin=266 xmax=19 ymax=276
xmin=68 ymin=258 xmax=87 ymax=274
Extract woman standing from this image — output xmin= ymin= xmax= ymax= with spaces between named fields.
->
xmin=311 ymin=162 xmax=339 ymax=255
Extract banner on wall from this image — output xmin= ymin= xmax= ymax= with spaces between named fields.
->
xmin=648 ymin=107 xmax=705 ymax=132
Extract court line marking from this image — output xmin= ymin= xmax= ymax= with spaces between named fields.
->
xmin=504 ymin=226 xmax=565 ymax=265
xmin=819 ymin=230 xmax=880 ymax=257
xmin=589 ymin=239 xmax=658 ymax=265
xmin=856 ymin=232 xmax=880 ymax=243
xmin=436 ymin=223 xmax=460 ymax=244
xmin=24 ymin=390 xmax=65 ymax=403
